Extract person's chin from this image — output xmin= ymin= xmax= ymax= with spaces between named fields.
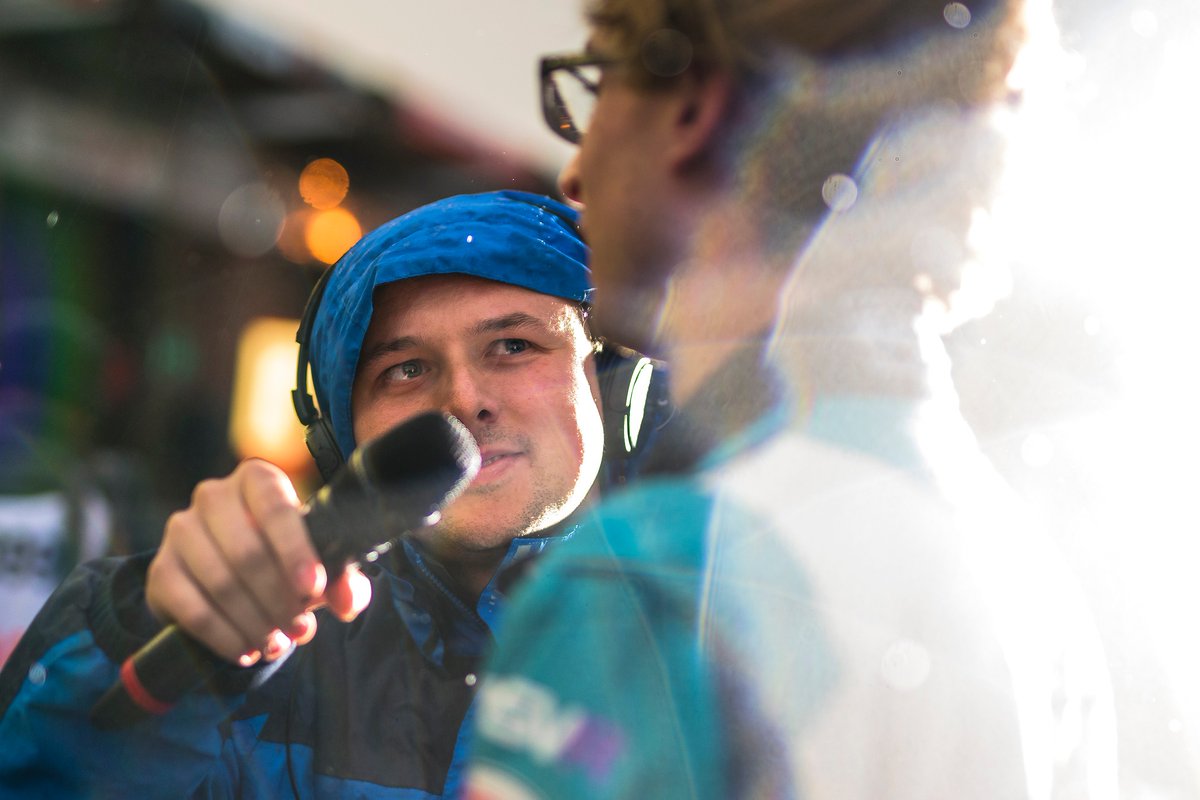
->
xmin=438 ymin=491 xmax=530 ymax=538
xmin=434 ymin=512 xmax=527 ymax=551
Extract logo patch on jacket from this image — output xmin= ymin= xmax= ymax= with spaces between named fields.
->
xmin=475 ymin=675 xmax=625 ymax=782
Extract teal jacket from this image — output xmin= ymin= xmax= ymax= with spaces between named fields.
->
xmin=465 ymin=396 xmax=1116 ymax=799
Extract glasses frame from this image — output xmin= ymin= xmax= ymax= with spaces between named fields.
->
xmin=539 ymin=53 xmax=616 ymax=144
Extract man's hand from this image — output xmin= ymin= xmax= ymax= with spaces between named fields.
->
xmin=146 ymin=459 xmax=372 ymax=665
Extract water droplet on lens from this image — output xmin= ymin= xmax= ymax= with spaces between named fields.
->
xmin=28 ymin=662 xmax=47 ymax=686
xmin=944 ymin=3 xmax=972 ymax=29
xmin=821 ymin=173 xmax=859 ymax=212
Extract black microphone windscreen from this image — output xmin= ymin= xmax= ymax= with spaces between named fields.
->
xmin=303 ymin=412 xmax=480 ymax=573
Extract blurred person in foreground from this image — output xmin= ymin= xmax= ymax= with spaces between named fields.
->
xmin=0 ymin=191 xmax=664 ymax=798
xmin=464 ymin=1 xmax=1117 ymax=798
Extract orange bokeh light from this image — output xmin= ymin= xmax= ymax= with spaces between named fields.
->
xmin=299 ymin=158 xmax=350 ymax=210
xmin=228 ymin=317 xmax=313 ymax=480
xmin=305 ymin=207 xmax=363 ymax=265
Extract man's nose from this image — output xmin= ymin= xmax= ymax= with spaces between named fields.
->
xmin=437 ymin=365 xmax=495 ymax=424
xmin=558 ymin=150 xmax=584 ymax=207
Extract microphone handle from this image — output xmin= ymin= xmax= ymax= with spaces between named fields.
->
xmin=90 ymin=623 xmax=224 ymax=730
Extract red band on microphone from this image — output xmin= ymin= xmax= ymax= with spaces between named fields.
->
xmin=119 ymin=658 xmax=173 ymax=716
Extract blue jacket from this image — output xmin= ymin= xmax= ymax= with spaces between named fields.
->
xmin=0 ymin=532 xmax=567 ymax=799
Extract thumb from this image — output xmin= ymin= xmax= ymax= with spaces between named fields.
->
xmin=325 ymin=564 xmax=373 ymax=622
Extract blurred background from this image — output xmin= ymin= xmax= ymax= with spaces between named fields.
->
xmin=1 ymin=0 xmax=1197 ymax=797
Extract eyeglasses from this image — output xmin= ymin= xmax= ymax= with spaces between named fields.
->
xmin=539 ymin=53 xmax=615 ymax=144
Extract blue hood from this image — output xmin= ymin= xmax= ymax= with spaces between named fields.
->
xmin=309 ymin=190 xmax=590 ymax=458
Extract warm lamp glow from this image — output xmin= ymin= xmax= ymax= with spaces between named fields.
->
xmin=305 ymin=207 xmax=363 ymax=265
xmin=229 ymin=317 xmax=311 ymax=476
xmin=299 ymin=158 xmax=350 ymax=210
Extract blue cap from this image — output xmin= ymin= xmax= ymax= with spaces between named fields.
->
xmin=309 ymin=190 xmax=591 ymax=458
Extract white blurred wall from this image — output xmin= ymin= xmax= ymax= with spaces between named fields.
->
xmin=191 ymin=0 xmax=586 ymax=176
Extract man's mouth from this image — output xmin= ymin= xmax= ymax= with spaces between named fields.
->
xmin=477 ymin=450 xmax=522 ymax=472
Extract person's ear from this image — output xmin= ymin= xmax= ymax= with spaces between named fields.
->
xmin=665 ymin=69 xmax=735 ymax=172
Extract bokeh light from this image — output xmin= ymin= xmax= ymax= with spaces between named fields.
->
xmin=298 ymin=157 xmax=350 ymax=210
xmin=217 ymin=181 xmax=286 ymax=257
xmin=304 ymin=207 xmax=362 ymax=265
xmin=228 ymin=317 xmax=311 ymax=477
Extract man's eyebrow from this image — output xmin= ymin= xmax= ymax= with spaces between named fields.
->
xmin=472 ymin=312 xmax=548 ymax=336
xmin=358 ymin=336 xmax=420 ymax=367
xmin=359 ymin=313 xmax=550 ymax=366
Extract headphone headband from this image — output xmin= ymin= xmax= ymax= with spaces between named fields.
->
xmin=293 ymin=265 xmax=335 ymax=428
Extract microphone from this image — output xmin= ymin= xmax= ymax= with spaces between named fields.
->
xmin=90 ymin=411 xmax=480 ymax=729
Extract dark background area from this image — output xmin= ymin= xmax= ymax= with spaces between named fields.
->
xmin=0 ymin=0 xmax=556 ymax=549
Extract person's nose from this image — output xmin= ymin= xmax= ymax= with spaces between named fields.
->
xmin=437 ymin=363 xmax=496 ymax=427
xmin=558 ymin=150 xmax=584 ymax=208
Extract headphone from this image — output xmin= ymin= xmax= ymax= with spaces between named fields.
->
xmin=292 ymin=264 xmax=345 ymax=484
xmin=291 ymin=267 xmax=672 ymax=490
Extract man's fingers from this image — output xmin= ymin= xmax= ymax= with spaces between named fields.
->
xmin=149 ymin=459 xmax=371 ymax=669
xmin=193 ymin=462 xmax=314 ymax=632
xmin=166 ymin=516 xmax=282 ymax=652
xmin=237 ymin=460 xmax=327 ymax=602
xmin=146 ymin=548 xmax=264 ymax=664
xmin=325 ymin=565 xmax=373 ymax=622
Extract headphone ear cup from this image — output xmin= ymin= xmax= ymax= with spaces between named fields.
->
xmin=595 ymin=341 xmax=672 ymax=488
xmin=304 ymin=416 xmax=345 ymax=483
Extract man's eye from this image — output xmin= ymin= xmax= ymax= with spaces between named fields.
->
xmin=383 ymin=361 xmax=424 ymax=381
xmin=498 ymin=339 xmax=529 ymax=355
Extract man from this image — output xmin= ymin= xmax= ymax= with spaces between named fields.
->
xmin=0 ymin=190 xmax=626 ymax=798
xmin=466 ymin=2 xmax=1117 ymax=799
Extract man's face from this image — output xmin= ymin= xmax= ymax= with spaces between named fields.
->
xmin=558 ymin=37 xmax=683 ymax=354
xmin=351 ymin=274 xmax=604 ymax=551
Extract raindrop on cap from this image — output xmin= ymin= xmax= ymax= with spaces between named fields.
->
xmin=46 ymin=211 xmax=59 ymax=228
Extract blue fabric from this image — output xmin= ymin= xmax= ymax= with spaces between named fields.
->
xmin=309 ymin=191 xmax=590 ymax=458
xmin=0 ymin=531 xmax=573 ymax=798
